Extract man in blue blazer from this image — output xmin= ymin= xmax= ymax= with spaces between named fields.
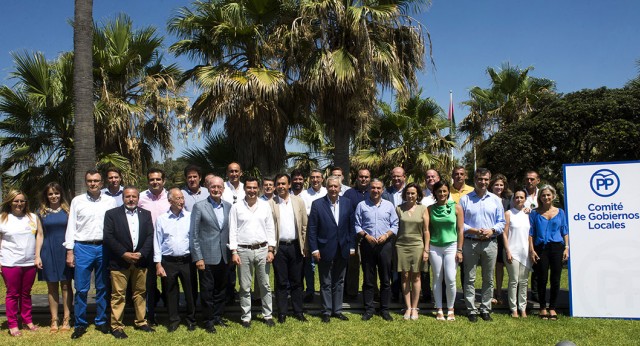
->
xmin=190 ymin=175 xmax=232 ymax=334
xmin=103 ymin=186 xmax=155 ymax=339
xmin=307 ymin=176 xmax=356 ymax=323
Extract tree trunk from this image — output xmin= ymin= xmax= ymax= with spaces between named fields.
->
xmin=332 ymin=119 xmax=351 ymax=183
xmin=73 ymin=0 xmax=96 ymax=195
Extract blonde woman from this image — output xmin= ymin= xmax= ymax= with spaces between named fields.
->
xmin=0 ymin=190 xmax=41 ymax=336
xmin=35 ymin=182 xmax=73 ymax=332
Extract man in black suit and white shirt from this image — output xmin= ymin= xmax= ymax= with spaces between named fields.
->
xmin=103 ymin=186 xmax=155 ymax=339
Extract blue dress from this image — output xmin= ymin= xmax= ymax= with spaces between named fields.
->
xmin=38 ymin=210 xmax=73 ymax=282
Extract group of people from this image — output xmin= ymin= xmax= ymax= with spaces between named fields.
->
xmin=0 ymin=162 xmax=569 ymax=338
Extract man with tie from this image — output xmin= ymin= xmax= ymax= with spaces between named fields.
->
xmin=154 ymin=188 xmax=196 ymax=332
xmin=269 ymin=173 xmax=308 ymax=323
xmin=190 ymin=175 xmax=232 ymax=333
xmin=307 ymin=176 xmax=356 ymax=323
xmin=103 ymin=186 xmax=155 ymax=339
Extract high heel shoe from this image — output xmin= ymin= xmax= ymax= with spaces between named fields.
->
xmin=50 ymin=318 xmax=59 ymax=333
xmin=436 ymin=309 xmax=445 ymax=321
xmin=410 ymin=308 xmax=419 ymax=320
xmin=60 ymin=316 xmax=71 ymax=331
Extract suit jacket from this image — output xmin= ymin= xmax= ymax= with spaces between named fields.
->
xmin=103 ymin=205 xmax=155 ymax=270
xmin=307 ymin=195 xmax=355 ymax=261
xmin=190 ymin=197 xmax=231 ymax=265
xmin=268 ymin=195 xmax=308 ymax=255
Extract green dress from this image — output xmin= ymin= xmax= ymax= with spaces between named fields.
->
xmin=395 ymin=204 xmax=428 ymax=273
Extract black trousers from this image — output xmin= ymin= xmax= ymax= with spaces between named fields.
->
xmin=360 ymin=240 xmax=393 ymax=314
xmin=161 ymin=256 xmax=196 ymax=326
xmin=273 ymin=242 xmax=304 ymax=315
xmin=200 ymin=262 xmax=228 ymax=325
xmin=534 ymin=242 xmax=564 ymax=310
xmin=146 ymin=262 xmax=164 ymax=321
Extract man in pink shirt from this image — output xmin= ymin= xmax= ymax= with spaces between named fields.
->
xmin=138 ymin=168 xmax=171 ymax=326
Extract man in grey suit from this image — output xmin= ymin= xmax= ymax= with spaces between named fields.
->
xmin=190 ymin=175 xmax=231 ymax=334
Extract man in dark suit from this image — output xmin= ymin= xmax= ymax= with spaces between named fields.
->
xmin=103 ymin=186 xmax=155 ymax=339
xmin=307 ymin=176 xmax=356 ymax=323
xmin=190 ymin=175 xmax=231 ymax=334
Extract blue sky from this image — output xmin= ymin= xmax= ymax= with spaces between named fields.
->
xmin=1 ymin=0 xmax=638 ymax=159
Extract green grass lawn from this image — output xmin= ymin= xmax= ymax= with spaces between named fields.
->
xmin=2 ymin=266 xmax=639 ymax=345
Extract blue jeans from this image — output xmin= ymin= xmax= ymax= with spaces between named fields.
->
xmin=74 ymin=243 xmax=109 ymax=327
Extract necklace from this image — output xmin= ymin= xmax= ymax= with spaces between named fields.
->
xmin=46 ymin=207 xmax=62 ymax=213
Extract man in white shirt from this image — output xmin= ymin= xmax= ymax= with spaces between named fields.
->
xmin=101 ymin=167 xmax=124 ymax=206
xmin=299 ymin=169 xmax=327 ymax=301
xmin=154 ymin=188 xmax=196 ymax=332
xmin=229 ymin=177 xmax=276 ymax=328
xmin=330 ymin=166 xmax=351 ymax=196
xmin=221 ymin=162 xmax=245 ymax=204
xmin=65 ymin=169 xmax=117 ymax=339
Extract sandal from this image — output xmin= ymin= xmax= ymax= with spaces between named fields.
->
xmin=410 ymin=308 xmax=419 ymax=321
xmin=436 ymin=310 xmax=445 ymax=321
xmin=50 ymin=318 xmax=59 ymax=333
xmin=9 ymin=328 xmax=22 ymax=337
xmin=25 ymin=323 xmax=39 ymax=332
xmin=60 ymin=317 xmax=71 ymax=331
xmin=403 ymin=308 xmax=411 ymax=320
xmin=447 ymin=310 xmax=456 ymax=321
xmin=549 ymin=310 xmax=558 ymax=320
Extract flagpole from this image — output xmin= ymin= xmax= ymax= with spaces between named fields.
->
xmin=448 ymin=90 xmax=455 ymax=169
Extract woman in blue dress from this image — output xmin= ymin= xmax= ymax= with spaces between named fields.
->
xmin=528 ymin=185 xmax=569 ymax=320
xmin=35 ymin=182 xmax=72 ymax=332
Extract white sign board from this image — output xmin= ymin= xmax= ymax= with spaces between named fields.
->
xmin=564 ymin=161 xmax=640 ymax=318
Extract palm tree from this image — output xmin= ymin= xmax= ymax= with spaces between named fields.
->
xmin=180 ymin=131 xmax=237 ymax=177
xmin=292 ymin=0 xmax=428 ymax=181
xmin=73 ymin=0 xmax=96 ymax=195
xmin=93 ymin=14 xmax=188 ymax=179
xmin=352 ymin=93 xmax=454 ymax=183
xmin=287 ymin=114 xmax=334 ymax=175
xmin=168 ymin=0 xmax=297 ymax=176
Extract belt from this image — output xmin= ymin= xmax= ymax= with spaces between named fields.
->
xmin=76 ymin=240 xmax=103 ymax=245
xmin=238 ymin=242 xmax=268 ymax=250
xmin=163 ymin=254 xmax=192 ymax=263
xmin=464 ymin=237 xmax=496 ymax=242
xmin=279 ymin=240 xmax=298 ymax=246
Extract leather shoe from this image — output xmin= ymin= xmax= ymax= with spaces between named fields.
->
xmin=264 ymin=318 xmax=275 ymax=327
xmin=332 ymin=313 xmax=349 ymax=321
xmin=70 ymin=327 xmax=86 ymax=339
xmin=147 ymin=318 xmax=157 ymax=327
xmin=96 ymin=323 xmax=110 ymax=334
xmin=134 ymin=324 xmax=155 ymax=332
xmin=187 ymin=323 xmax=197 ymax=331
xmin=293 ymin=313 xmax=308 ymax=322
xmin=213 ymin=319 xmax=228 ymax=328
xmin=111 ymin=329 xmax=128 ymax=339
xmin=303 ymin=292 xmax=314 ymax=303
xmin=468 ymin=314 xmax=478 ymax=323
xmin=381 ymin=312 xmax=393 ymax=321
xmin=205 ymin=325 xmax=217 ymax=334
xmin=167 ymin=324 xmax=179 ymax=333
xmin=361 ymin=313 xmax=373 ymax=321
xmin=241 ymin=321 xmax=251 ymax=329
xmin=278 ymin=314 xmax=287 ymax=323
xmin=481 ymin=312 xmax=493 ymax=322
xmin=321 ymin=315 xmax=330 ymax=323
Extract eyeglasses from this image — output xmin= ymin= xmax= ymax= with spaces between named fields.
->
xmin=233 ymin=195 xmax=237 ymax=204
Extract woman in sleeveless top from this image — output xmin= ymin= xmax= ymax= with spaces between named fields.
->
xmin=395 ymin=183 xmax=429 ymax=320
xmin=503 ymin=189 xmax=532 ymax=317
xmin=428 ymin=181 xmax=464 ymax=321
xmin=489 ymin=174 xmax=512 ymax=306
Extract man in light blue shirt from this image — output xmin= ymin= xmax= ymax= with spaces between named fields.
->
xmin=181 ymin=165 xmax=208 ymax=212
xmin=355 ymin=179 xmax=399 ymax=321
xmin=154 ymin=188 xmax=196 ymax=332
xmin=459 ymin=168 xmax=505 ymax=322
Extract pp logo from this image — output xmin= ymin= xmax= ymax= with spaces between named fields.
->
xmin=590 ymin=169 xmax=620 ymax=197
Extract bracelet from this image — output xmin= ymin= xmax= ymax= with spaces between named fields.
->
xmin=268 ymin=250 xmax=274 ymax=253
xmin=232 ymin=251 xmax=238 ymax=255
xmin=457 ymin=249 xmax=463 ymax=253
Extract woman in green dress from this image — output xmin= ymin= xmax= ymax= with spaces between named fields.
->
xmin=395 ymin=183 xmax=429 ymax=320
xmin=428 ymin=181 xmax=464 ymax=321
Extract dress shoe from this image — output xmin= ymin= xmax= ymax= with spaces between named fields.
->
xmin=468 ymin=314 xmax=478 ymax=323
xmin=278 ymin=314 xmax=287 ymax=323
xmin=205 ymin=325 xmax=217 ymax=334
xmin=321 ymin=315 xmax=331 ymax=323
xmin=96 ymin=323 xmax=110 ymax=334
xmin=332 ymin=313 xmax=349 ymax=321
xmin=111 ymin=329 xmax=128 ymax=339
xmin=264 ymin=318 xmax=275 ymax=327
xmin=167 ymin=324 xmax=179 ymax=333
xmin=213 ymin=319 xmax=229 ymax=328
xmin=187 ymin=323 xmax=197 ymax=331
xmin=134 ymin=324 xmax=155 ymax=332
xmin=381 ymin=312 xmax=393 ymax=321
xmin=480 ymin=312 xmax=493 ymax=322
xmin=70 ymin=327 xmax=87 ymax=339
xmin=293 ymin=313 xmax=308 ymax=322
xmin=241 ymin=321 xmax=251 ymax=329
xmin=361 ymin=312 xmax=373 ymax=321
xmin=147 ymin=318 xmax=158 ymax=327
xmin=303 ymin=292 xmax=314 ymax=303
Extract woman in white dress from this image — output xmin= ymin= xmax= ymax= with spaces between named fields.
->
xmin=502 ymin=189 xmax=531 ymax=318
